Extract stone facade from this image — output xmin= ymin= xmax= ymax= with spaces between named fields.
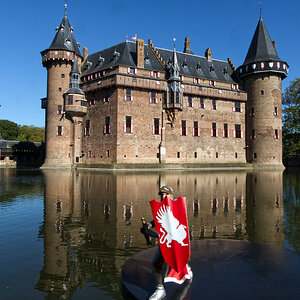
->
xmin=41 ymin=13 xmax=288 ymax=168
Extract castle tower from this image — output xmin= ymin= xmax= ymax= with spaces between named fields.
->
xmin=41 ymin=7 xmax=83 ymax=167
xmin=235 ymin=16 xmax=288 ymax=167
xmin=63 ymin=57 xmax=87 ymax=165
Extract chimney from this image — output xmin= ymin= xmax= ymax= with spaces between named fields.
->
xmin=272 ymin=40 xmax=276 ymax=49
xmin=184 ymin=37 xmax=191 ymax=53
xmin=205 ymin=48 xmax=212 ymax=61
xmin=136 ymin=39 xmax=144 ymax=68
xmin=83 ymin=47 xmax=88 ymax=60
xmin=227 ymin=58 xmax=236 ymax=71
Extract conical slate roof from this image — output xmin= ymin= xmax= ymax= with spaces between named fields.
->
xmin=244 ymin=17 xmax=279 ymax=64
xmin=48 ymin=14 xmax=81 ymax=56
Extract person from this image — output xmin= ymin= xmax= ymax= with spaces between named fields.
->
xmin=141 ymin=185 xmax=192 ymax=300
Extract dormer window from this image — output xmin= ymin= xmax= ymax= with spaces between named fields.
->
xmin=182 ymin=59 xmax=187 ymax=68
xmin=113 ymin=50 xmax=120 ymax=60
xmin=196 ymin=62 xmax=201 ymax=70
xmin=223 ymin=68 xmax=228 ymax=75
xmin=209 ymin=65 xmax=215 ymax=72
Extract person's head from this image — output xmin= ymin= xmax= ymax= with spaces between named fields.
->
xmin=158 ymin=185 xmax=173 ymax=200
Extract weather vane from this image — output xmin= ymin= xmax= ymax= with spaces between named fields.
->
xmin=64 ymin=0 xmax=68 ymax=16
xmin=259 ymin=1 xmax=262 ymax=18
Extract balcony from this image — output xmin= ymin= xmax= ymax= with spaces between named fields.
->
xmin=64 ymin=100 xmax=87 ymax=117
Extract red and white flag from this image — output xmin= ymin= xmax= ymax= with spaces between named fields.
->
xmin=131 ymin=34 xmax=137 ymax=41
xmin=150 ymin=195 xmax=192 ymax=284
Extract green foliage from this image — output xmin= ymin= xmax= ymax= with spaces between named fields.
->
xmin=0 ymin=120 xmax=20 ymax=140
xmin=282 ymin=78 xmax=300 ymax=157
xmin=18 ymin=125 xmax=45 ymax=142
xmin=0 ymin=120 xmax=44 ymax=142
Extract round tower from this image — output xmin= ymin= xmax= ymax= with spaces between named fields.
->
xmin=41 ymin=7 xmax=83 ymax=167
xmin=63 ymin=57 xmax=87 ymax=165
xmin=235 ymin=16 xmax=288 ymax=168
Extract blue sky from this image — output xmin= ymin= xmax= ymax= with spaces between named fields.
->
xmin=0 ymin=0 xmax=299 ymax=127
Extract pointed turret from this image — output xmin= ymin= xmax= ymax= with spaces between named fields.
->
xmin=41 ymin=5 xmax=84 ymax=168
xmin=65 ymin=57 xmax=84 ymax=95
xmin=48 ymin=12 xmax=81 ymax=56
xmin=235 ymin=16 xmax=288 ymax=168
xmin=165 ymin=39 xmax=183 ymax=110
xmin=236 ymin=16 xmax=288 ymax=79
xmin=244 ymin=17 xmax=279 ymax=64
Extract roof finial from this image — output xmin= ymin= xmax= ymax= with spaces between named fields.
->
xmin=64 ymin=0 xmax=67 ymax=17
xmin=173 ymin=38 xmax=176 ymax=49
xmin=259 ymin=1 xmax=262 ymax=19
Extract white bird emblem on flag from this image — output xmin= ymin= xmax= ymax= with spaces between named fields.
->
xmin=156 ymin=205 xmax=188 ymax=248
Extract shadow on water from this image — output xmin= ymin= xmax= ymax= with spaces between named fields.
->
xmin=0 ymin=168 xmax=299 ymax=299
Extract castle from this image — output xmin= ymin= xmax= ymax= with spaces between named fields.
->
xmin=41 ymin=8 xmax=288 ymax=168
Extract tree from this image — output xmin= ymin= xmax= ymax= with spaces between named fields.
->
xmin=282 ymin=78 xmax=300 ymax=157
xmin=0 ymin=120 xmax=20 ymax=140
xmin=18 ymin=125 xmax=45 ymax=142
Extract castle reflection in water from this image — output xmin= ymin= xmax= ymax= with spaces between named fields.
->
xmin=36 ymin=169 xmax=284 ymax=297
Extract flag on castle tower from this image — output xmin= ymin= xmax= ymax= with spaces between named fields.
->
xmin=131 ymin=34 xmax=137 ymax=41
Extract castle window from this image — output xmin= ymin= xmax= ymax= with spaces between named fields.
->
xmin=170 ymin=91 xmax=174 ymax=104
xmin=124 ymin=116 xmax=133 ymax=134
xmin=181 ymin=120 xmax=187 ymax=136
xmin=211 ymin=123 xmax=217 ymax=137
xmin=233 ymin=124 xmax=242 ymax=138
xmin=250 ymin=107 xmax=255 ymax=116
xmin=233 ymin=101 xmax=241 ymax=112
xmin=85 ymin=120 xmax=90 ymax=136
xmin=187 ymin=96 xmax=193 ymax=107
xmin=274 ymin=129 xmax=279 ymax=139
xmin=193 ymin=121 xmax=200 ymax=136
xmin=128 ymin=67 xmax=137 ymax=75
xmin=150 ymin=91 xmax=157 ymax=104
xmin=61 ymin=74 xmax=65 ymax=78
xmin=254 ymin=153 xmax=257 ymax=159
xmin=151 ymin=71 xmax=160 ymax=78
xmin=194 ymin=152 xmax=197 ymax=158
xmin=104 ymin=117 xmax=111 ymax=135
xmin=58 ymin=87 xmax=62 ymax=92
xmin=211 ymin=99 xmax=217 ymax=110
xmin=235 ymin=153 xmax=238 ymax=159
xmin=261 ymin=90 xmax=264 ymax=95
xmin=103 ymin=90 xmax=110 ymax=103
xmin=67 ymin=95 xmax=73 ymax=105
xmin=177 ymin=152 xmax=181 ymax=158
xmin=274 ymin=106 xmax=278 ymax=116
xmin=125 ymin=89 xmax=132 ymax=101
xmin=223 ymin=123 xmax=228 ymax=138
xmin=209 ymin=80 xmax=216 ymax=87
xmin=152 ymin=118 xmax=160 ymax=135
xmin=200 ymin=97 xmax=205 ymax=109
xmin=176 ymin=91 xmax=180 ymax=104
xmin=56 ymin=126 xmax=63 ymax=136
xmin=57 ymin=105 xmax=63 ymax=115
xmin=106 ymin=150 xmax=110 ymax=158
xmin=216 ymin=152 xmax=218 ymax=158
xmin=251 ymin=129 xmax=256 ymax=139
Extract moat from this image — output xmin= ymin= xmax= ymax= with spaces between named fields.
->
xmin=0 ymin=168 xmax=299 ymax=299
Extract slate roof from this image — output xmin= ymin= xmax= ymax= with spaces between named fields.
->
xmin=65 ymin=57 xmax=85 ymax=95
xmin=82 ymin=41 xmax=237 ymax=84
xmin=47 ymin=15 xmax=81 ymax=56
xmin=244 ymin=17 xmax=280 ymax=64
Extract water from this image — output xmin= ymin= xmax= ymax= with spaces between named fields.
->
xmin=0 ymin=168 xmax=299 ymax=299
